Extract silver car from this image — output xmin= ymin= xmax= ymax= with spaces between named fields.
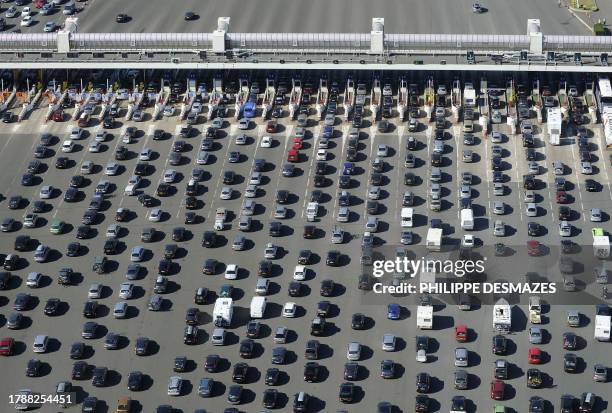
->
xmin=382 ymin=334 xmax=396 ymax=351
xmin=528 ymin=326 xmax=542 ymax=344
xmin=238 ymin=118 xmax=249 ymax=130
xmin=493 ymin=220 xmax=505 ymax=237
xmin=337 ymin=207 xmax=349 ymax=223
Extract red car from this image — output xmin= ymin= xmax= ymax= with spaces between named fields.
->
xmin=455 ymin=325 xmax=468 ymax=342
xmin=556 ymin=191 xmax=568 ymax=204
xmin=266 ymin=120 xmax=277 ymax=133
xmin=287 ymin=149 xmax=299 ymax=162
xmin=490 ymin=380 xmax=504 ymax=400
xmin=52 ymin=109 xmax=63 ymax=122
xmin=0 ymin=337 xmax=14 ymax=356
xmin=528 ymin=347 xmax=542 ymax=364
xmin=35 ymin=0 xmax=47 ymax=8
xmin=527 ymin=240 xmax=541 ymax=256
xmin=292 ymin=137 xmax=303 ymax=150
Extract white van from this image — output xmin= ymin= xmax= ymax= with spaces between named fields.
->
xmin=124 ymin=183 xmax=137 ymax=196
xmin=250 ymin=296 xmax=267 ymax=318
xmin=460 ymin=208 xmax=474 ymax=230
xmin=401 ymin=208 xmax=414 ymax=228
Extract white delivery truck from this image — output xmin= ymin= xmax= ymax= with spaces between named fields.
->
xmin=460 ymin=208 xmax=474 ymax=230
xmin=547 ymin=107 xmax=562 ymax=145
xmin=463 ymin=85 xmax=476 ymax=108
xmin=250 ymin=296 xmax=267 ymax=318
xmin=306 ymin=202 xmax=319 ymax=222
xmin=426 ymin=228 xmax=442 ymax=251
xmin=401 ymin=207 xmax=414 ymax=228
xmin=213 ymin=298 xmax=233 ymax=327
xmin=528 ymin=296 xmax=542 ymax=324
xmin=593 ymin=233 xmax=610 ymax=259
xmin=417 ymin=305 xmax=433 ymax=329
xmin=594 ymin=304 xmax=611 ymax=341
xmin=493 ymin=298 xmax=512 ymax=333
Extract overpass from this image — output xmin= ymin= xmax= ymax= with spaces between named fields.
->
xmin=1 ymin=17 xmax=612 ymax=72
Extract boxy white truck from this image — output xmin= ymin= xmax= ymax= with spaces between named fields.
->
xmin=426 ymin=228 xmax=442 ymax=251
xmin=594 ymin=305 xmax=611 ymax=341
xmin=528 ymin=296 xmax=542 ymax=324
xmin=250 ymin=296 xmax=267 ymax=318
xmin=493 ymin=298 xmax=512 ymax=333
xmin=417 ymin=305 xmax=434 ymax=329
xmin=547 ymin=107 xmax=562 ymax=145
xmin=213 ymin=298 xmax=233 ymax=327
xmin=460 ymin=208 xmax=474 ymax=230
xmin=593 ymin=233 xmax=610 ymax=259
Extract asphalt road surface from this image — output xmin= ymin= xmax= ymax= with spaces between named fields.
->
xmin=0 ymin=77 xmax=610 ymax=413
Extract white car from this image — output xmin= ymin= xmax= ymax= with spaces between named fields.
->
xmin=493 ymin=201 xmax=505 ymax=215
xmin=105 ymin=162 xmax=119 ymax=176
xmin=225 ymin=264 xmax=238 ymax=280
xmin=148 ymin=208 xmax=163 ymax=222
xmin=261 ymin=136 xmax=273 ymax=148
xmin=526 ymin=203 xmax=537 ymax=217
xmin=244 ymin=185 xmax=258 ymax=198
xmin=61 ymin=140 xmax=74 ymax=153
xmin=274 ymin=205 xmax=287 ymax=219
xmin=26 ymin=272 xmax=42 ymax=288
xmin=249 ymin=172 xmax=262 ymax=186
xmin=118 ymin=283 xmax=134 ymax=299
xmin=139 ymin=148 xmax=153 ymax=161
xmin=70 ymin=127 xmax=84 ymax=140
xmin=95 ymin=131 xmax=108 ymax=142
xmin=220 ymin=187 xmax=232 ymax=200
xmin=316 ymin=149 xmax=327 ymax=161
xmin=88 ymin=283 xmax=103 ymax=299
xmin=264 ymin=243 xmax=278 ymax=259
xmin=88 ymin=142 xmax=102 ymax=153
xmin=20 ymin=14 xmax=33 ymax=26
xmin=590 ymin=208 xmax=602 ymax=222
xmin=39 ymin=186 xmax=53 ymax=199
xmin=163 ymin=169 xmax=177 ymax=183
xmin=293 ymin=265 xmax=307 ymax=281
xmin=283 ymin=302 xmax=297 ymax=318
xmin=559 ymin=220 xmax=571 ymax=237
xmin=377 ymin=144 xmax=389 ymax=157
xmin=106 ymin=224 xmax=121 ymax=238
xmin=21 ymin=7 xmax=32 ymax=17
xmin=462 ymin=235 xmax=475 ymax=248
xmin=581 ymin=161 xmax=593 ymax=174
xmin=238 ymin=118 xmax=249 ymax=130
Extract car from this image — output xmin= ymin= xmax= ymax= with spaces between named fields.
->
xmin=585 ymin=179 xmax=598 ymax=191
xmin=283 ymin=302 xmax=297 ymax=317
xmin=26 ymin=272 xmax=42 ymax=288
xmin=528 ymin=347 xmax=542 ymax=364
xmin=380 ymin=359 xmax=396 ymax=379
xmin=492 ymin=335 xmax=507 ymax=355
xmin=564 ymin=353 xmax=578 ymax=372
xmin=561 ymin=395 xmax=576 ymax=413
xmin=529 ymin=326 xmax=543 ymax=344
xmin=167 ymin=376 xmax=183 ymax=396
xmin=593 ymin=364 xmax=607 ymax=382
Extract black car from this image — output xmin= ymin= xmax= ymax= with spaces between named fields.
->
xmin=258 ymin=260 xmax=272 ymax=276
xmin=559 ymin=206 xmax=571 ymax=220
xmin=83 ymin=301 xmax=99 ymax=318
xmin=102 ymin=116 xmax=114 ymax=128
xmin=223 ymin=170 xmax=235 ymax=184
xmin=339 ymin=175 xmax=351 ymax=188
xmin=44 ymin=298 xmax=60 ymax=316
xmin=563 ymin=332 xmax=577 ymax=350
xmin=21 ymin=173 xmax=35 ymax=186
xmin=276 ymin=190 xmax=289 ymax=204
xmin=315 ymin=162 xmax=327 ymax=175
xmin=8 ymin=196 xmax=22 ymax=209
xmin=370 ymin=173 xmax=383 ymax=186
xmin=303 ymin=225 xmax=315 ymax=239
xmin=158 ymin=258 xmax=172 ymax=275
xmin=72 ymin=361 xmax=88 ymax=380
xmin=76 ymin=225 xmax=91 ymax=239
xmin=351 ymin=313 xmax=366 ymax=329
xmin=202 ymin=354 xmax=220 ymax=373
xmin=263 ymin=388 xmax=278 ymax=408
xmin=527 ymin=222 xmax=540 ymax=236
xmin=320 ymin=279 xmax=335 ymax=296
xmin=416 ymin=335 xmax=429 ymax=351
xmin=346 ymin=148 xmax=357 ymax=162
xmin=103 ymin=239 xmax=120 ymax=255
xmin=82 ymin=210 xmax=97 ymax=225
xmin=2 ymin=111 xmax=12 ymax=123
xmin=70 ymin=342 xmax=85 ymax=359
xmin=298 ymin=249 xmax=312 ymax=265
xmin=243 ymin=320 xmax=261 ymax=338
xmin=137 ymin=193 xmax=154 ymax=207
xmin=265 ymin=368 xmax=280 ymax=385
xmin=492 ymin=335 xmax=507 ymax=355
xmin=405 ymin=172 xmax=416 ymax=185
xmin=288 ymin=281 xmax=303 ymax=297
xmin=14 ymin=235 xmax=30 ymax=251
xmin=416 ymin=372 xmax=431 ymax=393
xmin=156 ymin=183 xmax=171 ymax=197
xmin=55 ymin=157 xmax=69 ymax=169
xmin=34 ymin=145 xmax=48 ymax=158
xmin=91 ymin=367 xmax=108 ymax=386
xmin=317 ymin=300 xmax=331 ymax=317
xmin=127 ymin=371 xmax=143 ymax=391
xmin=239 ymin=339 xmax=255 ymax=358
xmin=115 ymin=145 xmax=128 ymax=160
xmin=202 ymin=231 xmax=216 ymax=247
xmin=227 ymin=384 xmax=243 ymax=404
xmin=185 ymin=211 xmax=197 ymax=224
xmin=134 ymin=162 xmax=150 ymax=176
xmin=526 ymin=148 xmax=536 ymax=161
xmin=202 ymin=258 xmax=217 ymax=275
xmin=326 ymin=250 xmax=341 ymax=266
xmin=174 ymin=356 xmax=188 ymax=372
xmin=304 ymin=362 xmax=320 ymax=382
xmin=232 ymin=363 xmax=248 ymax=383
xmin=26 ymin=359 xmax=41 ymax=377
xmin=3 ymin=254 xmax=18 ymax=271
xmin=135 ymin=337 xmax=150 ymax=356
xmin=310 ymin=190 xmax=323 ymax=203
xmin=585 ymin=179 xmax=598 ymax=192
xmin=564 ymin=353 xmax=578 ymax=373
xmin=184 ymin=11 xmax=197 ymax=20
